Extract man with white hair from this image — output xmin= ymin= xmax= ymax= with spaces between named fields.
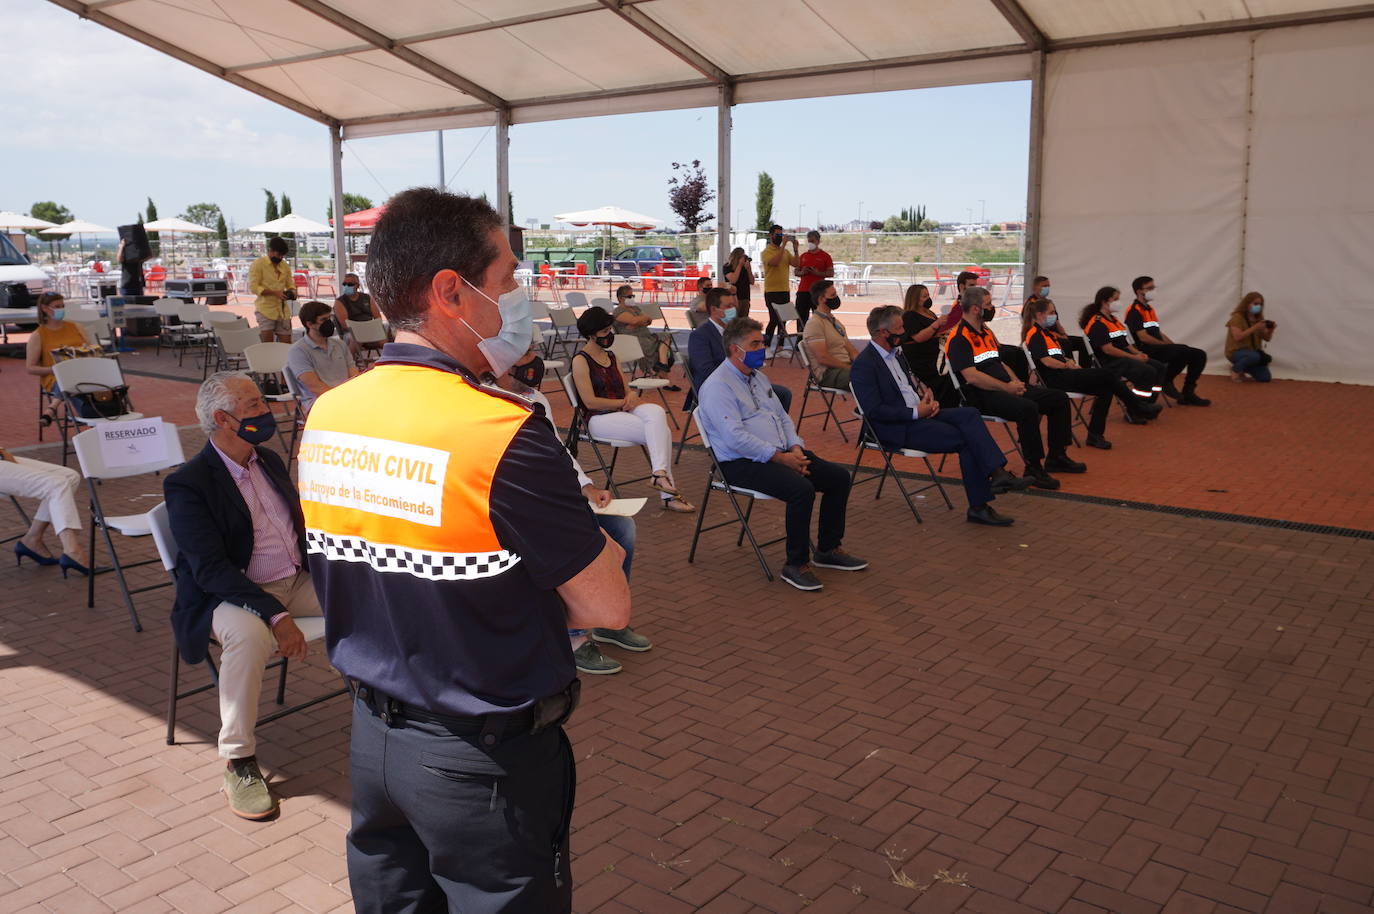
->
xmin=163 ymin=370 xmax=323 ymax=821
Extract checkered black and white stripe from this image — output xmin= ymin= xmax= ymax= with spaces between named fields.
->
xmin=306 ymin=530 xmax=521 ymax=581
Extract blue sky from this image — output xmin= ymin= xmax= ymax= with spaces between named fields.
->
xmin=4 ymin=0 xmax=1030 ymax=233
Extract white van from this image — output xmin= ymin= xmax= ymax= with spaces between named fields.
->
xmin=0 ymin=233 xmax=53 ymax=309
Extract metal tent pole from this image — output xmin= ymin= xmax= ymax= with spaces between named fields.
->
xmin=496 ymin=110 xmax=511 ymax=229
xmin=330 ymin=125 xmax=346 ymax=288
xmin=1023 ymin=49 xmax=1047 ymax=290
xmin=715 ymin=83 xmax=733 ymax=275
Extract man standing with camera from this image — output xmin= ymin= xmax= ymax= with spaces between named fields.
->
xmin=249 ymin=237 xmax=295 ymax=343
xmin=760 ymin=223 xmax=798 ymax=353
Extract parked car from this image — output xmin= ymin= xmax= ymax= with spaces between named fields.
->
xmin=0 ymin=233 xmax=52 ymax=313
xmin=598 ymin=245 xmax=685 ymax=278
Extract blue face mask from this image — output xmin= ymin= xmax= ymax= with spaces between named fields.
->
xmin=51 ymin=308 xmax=66 ymax=322
xmin=723 ymin=307 xmax=737 ymax=321
xmin=234 ymin=411 xmax=277 ymax=445
xmin=341 ymin=284 xmax=356 ymax=296
xmin=1042 ymin=313 xmax=1058 ymax=329
xmin=1040 ymin=285 xmax=1051 ymax=298
xmin=742 ymin=348 xmax=767 ymax=370
xmin=1249 ymin=304 xmax=1262 ymax=315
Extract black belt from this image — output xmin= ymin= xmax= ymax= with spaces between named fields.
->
xmin=351 ymin=679 xmax=580 ymax=746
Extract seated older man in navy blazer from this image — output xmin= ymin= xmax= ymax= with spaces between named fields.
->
xmin=851 ymin=306 xmax=1029 ymax=526
xmin=164 ymin=371 xmax=322 ymax=821
xmin=688 ymin=286 xmax=792 ymax=413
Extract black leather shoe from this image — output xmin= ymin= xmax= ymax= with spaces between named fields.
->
xmin=1162 ymin=383 xmax=1182 ymax=400
xmin=1085 ymin=433 xmax=1113 ymax=450
xmin=967 ymin=505 xmax=1014 ymax=526
xmin=1044 ymin=454 xmax=1087 ymax=474
xmin=990 ymin=468 xmax=1032 ymax=493
xmin=1024 ymin=466 xmax=1061 ymax=490
xmin=1124 ymin=411 xmax=1152 ymax=425
xmin=1179 ymin=391 xmax=1210 ymax=406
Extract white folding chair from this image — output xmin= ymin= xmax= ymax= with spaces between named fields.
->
xmin=560 ymin=371 xmax=653 ymax=498
xmin=348 ymin=318 xmax=388 ymax=366
xmin=769 ymin=299 xmax=803 ymax=364
xmin=152 ymin=297 xmax=192 ymax=359
xmin=563 ymin=291 xmax=589 ymax=311
xmin=72 ymin=422 xmax=185 ymax=632
xmin=214 ymin=326 xmax=259 ymax=372
xmin=52 ymin=357 xmax=145 ymax=466
xmin=795 ymin=343 xmax=858 ymax=443
xmin=686 ymin=410 xmax=784 ymax=581
xmin=609 ymin=334 xmax=679 ymax=429
xmin=149 ymin=503 xmax=348 ymax=746
xmin=544 ymin=307 xmax=580 ymax=360
xmin=848 ymin=383 xmax=952 ymax=523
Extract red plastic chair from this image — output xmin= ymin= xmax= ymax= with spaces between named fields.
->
xmin=294 ymin=272 xmax=310 ymax=297
xmin=641 ymin=276 xmax=661 ymax=303
xmin=147 ymin=265 xmax=167 ymax=293
xmin=538 ymin=263 xmax=554 ymax=289
xmin=573 ymin=262 xmax=588 ymax=289
xmin=191 ymin=267 xmax=205 ymax=279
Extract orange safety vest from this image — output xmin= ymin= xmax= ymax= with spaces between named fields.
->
xmin=298 ymin=363 xmax=530 ymax=575
xmin=1084 ymin=312 xmax=1130 ymax=348
xmin=945 ymin=320 xmax=1000 ymax=366
xmin=1128 ymin=301 xmax=1161 ymax=331
xmin=1023 ymin=325 xmax=1063 ymax=358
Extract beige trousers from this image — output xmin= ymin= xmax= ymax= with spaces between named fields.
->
xmin=212 ymin=570 xmax=323 ymax=759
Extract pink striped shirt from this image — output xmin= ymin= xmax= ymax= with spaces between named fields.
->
xmin=211 ymin=441 xmax=300 ymax=586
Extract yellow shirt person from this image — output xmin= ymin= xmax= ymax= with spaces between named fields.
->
xmin=248 ymin=239 xmax=294 ymax=341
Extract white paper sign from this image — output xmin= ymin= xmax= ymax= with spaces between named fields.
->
xmin=98 ymin=417 xmax=167 ymax=468
xmin=592 ymin=497 xmax=647 ymax=517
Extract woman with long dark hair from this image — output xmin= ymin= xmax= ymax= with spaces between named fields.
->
xmin=898 ymin=284 xmax=957 ymax=407
xmin=1079 ymin=286 xmax=1166 ymax=404
xmin=723 ymin=247 xmax=753 ymax=319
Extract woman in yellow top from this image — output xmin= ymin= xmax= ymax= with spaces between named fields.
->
xmin=1225 ymin=292 xmax=1276 ymax=382
xmin=26 ymin=293 xmax=94 ymax=428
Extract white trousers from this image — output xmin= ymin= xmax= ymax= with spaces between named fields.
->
xmin=212 ymin=570 xmax=324 ymax=759
xmin=0 ymin=456 xmax=82 ymax=533
xmin=587 ymin=404 xmax=675 ymax=494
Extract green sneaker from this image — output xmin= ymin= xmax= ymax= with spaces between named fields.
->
xmin=224 ymin=757 xmax=277 ymax=820
xmin=573 ymin=641 xmax=622 ymax=675
xmin=590 ymin=626 xmax=653 ymax=652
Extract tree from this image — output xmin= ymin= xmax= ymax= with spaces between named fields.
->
xmin=326 ymin=193 xmax=374 ymax=221
xmin=180 ymin=202 xmax=222 ymax=230
xmin=26 ymin=201 xmax=72 ymax=238
xmin=280 ymin=193 xmax=292 ymax=216
xmin=667 ymin=159 xmax=716 ymax=233
xmin=754 ymin=172 xmax=774 ymax=233
xmin=215 ymin=213 xmax=229 ymax=257
xmin=145 ymin=197 xmax=160 ymax=244
xmin=263 ymin=189 xmax=279 ymax=238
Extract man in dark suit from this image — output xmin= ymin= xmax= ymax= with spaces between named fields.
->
xmin=851 ymin=307 xmax=1029 ymax=526
xmin=164 ymin=371 xmax=321 ymax=821
xmin=688 ymin=286 xmax=792 ymax=412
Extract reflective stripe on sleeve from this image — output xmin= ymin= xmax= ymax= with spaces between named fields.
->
xmin=972 ymin=349 xmax=999 ymax=364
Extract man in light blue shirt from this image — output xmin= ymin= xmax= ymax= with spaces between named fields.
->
xmin=697 ymin=318 xmax=866 ymax=592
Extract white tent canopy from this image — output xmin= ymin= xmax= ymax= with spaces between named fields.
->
xmin=45 ymin=0 xmax=1374 ymax=383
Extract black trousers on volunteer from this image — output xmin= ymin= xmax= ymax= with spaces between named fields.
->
xmin=963 ymin=385 xmax=1071 ymax=468
xmin=1137 ymin=341 xmax=1207 ymax=393
xmin=347 ymin=684 xmax=577 ymax=914
xmin=1096 ymin=355 xmax=1166 ymax=400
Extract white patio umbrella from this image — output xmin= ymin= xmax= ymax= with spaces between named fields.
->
xmin=143 ymin=217 xmax=215 ymax=233
xmin=0 ymin=211 xmax=58 ymax=231
xmin=247 ymin=213 xmax=332 ymax=234
xmin=40 ymin=219 xmax=115 ymax=263
xmin=553 ymin=206 xmax=663 ymax=263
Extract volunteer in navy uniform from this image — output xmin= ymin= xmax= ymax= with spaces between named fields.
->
xmin=298 ymin=188 xmax=631 ymax=914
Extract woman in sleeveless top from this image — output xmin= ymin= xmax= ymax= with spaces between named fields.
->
xmin=723 ymin=248 xmax=753 ymax=319
xmin=26 ymin=293 xmax=94 ymax=427
xmin=570 ymin=307 xmax=693 ymax=513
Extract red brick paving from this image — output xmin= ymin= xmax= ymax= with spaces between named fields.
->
xmin=1 ymin=422 xmax=1372 ymax=912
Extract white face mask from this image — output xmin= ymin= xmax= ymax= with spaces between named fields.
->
xmin=806 ymin=242 xmax=818 ymax=251
xmin=1143 ymin=288 xmax=1156 ymax=301
xmin=461 ymin=282 xmax=533 ymax=378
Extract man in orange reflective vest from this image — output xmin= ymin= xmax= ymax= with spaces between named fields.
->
xmin=300 ymin=188 xmax=631 ymax=913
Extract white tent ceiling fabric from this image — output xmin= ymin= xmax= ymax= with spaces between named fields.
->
xmin=1038 ymin=18 xmax=1374 ymax=384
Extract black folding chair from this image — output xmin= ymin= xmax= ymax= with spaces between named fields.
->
xmin=848 ymin=384 xmax=953 ymax=523
xmin=686 ymin=410 xmax=786 ymax=581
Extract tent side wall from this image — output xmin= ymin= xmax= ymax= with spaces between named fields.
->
xmin=1038 ymin=18 xmax=1374 ymax=385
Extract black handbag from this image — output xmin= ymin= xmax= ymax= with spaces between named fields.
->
xmin=69 ymin=382 xmax=132 ymax=420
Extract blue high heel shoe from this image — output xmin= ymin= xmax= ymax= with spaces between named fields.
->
xmin=14 ymin=542 xmax=59 ymax=567
xmin=58 ymin=554 xmax=91 ymax=578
